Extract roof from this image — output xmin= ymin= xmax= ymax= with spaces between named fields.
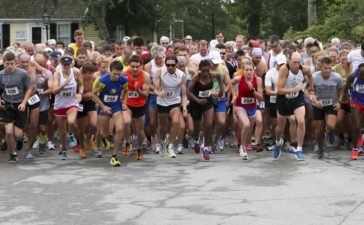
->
xmin=0 ymin=0 xmax=87 ymax=21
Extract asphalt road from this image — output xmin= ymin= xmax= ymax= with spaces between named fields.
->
xmin=1 ymin=145 xmax=364 ymax=225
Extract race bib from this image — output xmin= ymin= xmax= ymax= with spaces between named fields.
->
xmin=78 ymin=104 xmax=84 ymax=112
xmin=258 ymin=101 xmax=265 ymax=109
xmin=5 ymin=87 xmax=19 ymax=96
xmin=241 ymin=97 xmax=254 ymax=105
xmin=270 ymin=96 xmax=277 ymax=103
xmin=128 ymin=91 xmax=139 ymax=98
xmin=286 ymin=92 xmax=299 ymax=99
xmin=321 ymin=98 xmax=333 ymax=106
xmin=165 ymin=91 xmax=175 ymax=97
xmin=198 ymin=90 xmax=211 ymax=98
xmin=104 ymin=95 xmax=118 ymax=103
xmin=28 ymin=94 xmax=40 ymax=105
xmin=61 ymin=90 xmax=72 ymax=98
xmin=355 ymin=84 xmax=364 ymax=93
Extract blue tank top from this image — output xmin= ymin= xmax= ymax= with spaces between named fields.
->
xmin=96 ymin=74 xmax=128 ymax=108
xmin=351 ymin=71 xmax=364 ymax=105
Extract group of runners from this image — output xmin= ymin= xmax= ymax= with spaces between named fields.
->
xmin=1 ymin=30 xmax=364 ymax=166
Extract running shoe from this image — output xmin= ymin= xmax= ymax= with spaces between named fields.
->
xmin=295 ymin=151 xmax=305 ymax=161
xmin=239 ymin=145 xmax=248 ymax=160
xmin=202 ymin=147 xmax=210 ymax=160
xmin=68 ymin=134 xmax=77 ymax=148
xmin=39 ymin=143 xmax=46 ymax=154
xmin=47 ymin=141 xmax=56 ymax=151
xmin=96 ymin=148 xmax=103 ymax=158
xmin=194 ymin=141 xmax=200 ymax=154
xmin=216 ymin=137 xmax=225 ymax=151
xmin=316 ymin=147 xmax=325 ymax=159
xmin=39 ymin=134 xmax=47 ymax=145
xmin=110 ymin=155 xmax=121 ymax=167
xmin=59 ymin=150 xmax=67 ymax=160
xmin=288 ymin=145 xmax=296 ymax=153
xmin=123 ymin=143 xmax=130 ymax=156
xmin=136 ymin=149 xmax=143 ymax=160
xmin=9 ymin=153 xmax=18 ymax=163
xmin=255 ymin=144 xmax=263 ymax=152
xmin=72 ymin=145 xmax=81 ymax=152
xmin=358 ymin=148 xmax=363 ymax=156
xmin=101 ymin=138 xmax=111 ymax=150
xmin=143 ymin=139 xmax=152 ymax=149
xmin=85 ymin=138 xmax=97 ymax=151
xmin=267 ymin=145 xmax=274 ymax=151
xmin=155 ymin=143 xmax=161 ymax=154
xmin=273 ymin=144 xmax=282 ymax=159
xmin=167 ymin=144 xmax=176 ymax=158
xmin=23 ymin=152 xmax=34 ymax=160
xmin=32 ymin=136 xmax=39 ymax=149
xmin=176 ymin=144 xmax=183 ymax=154
xmin=79 ymin=148 xmax=87 ymax=159
xmin=352 ymin=149 xmax=359 ymax=160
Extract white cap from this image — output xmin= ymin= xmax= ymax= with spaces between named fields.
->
xmin=209 ymin=39 xmax=218 ymax=48
xmin=275 ymin=54 xmax=287 ymax=65
xmin=47 ymin=39 xmax=56 ymax=45
xmin=251 ymin=48 xmax=263 ymax=57
xmin=123 ymin=36 xmax=131 ymax=42
xmin=208 ymin=50 xmax=222 ymax=64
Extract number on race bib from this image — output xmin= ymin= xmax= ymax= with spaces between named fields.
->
xmin=270 ymin=96 xmax=277 ymax=104
xmin=61 ymin=90 xmax=72 ymax=98
xmin=286 ymin=92 xmax=299 ymax=99
xmin=5 ymin=87 xmax=19 ymax=96
xmin=241 ymin=97 xmax=254 ymax=104
xmin=259 ymin=101 xmax=265 ymax=109
xmin=28 ymin=94 xmax=40 ymax=105
xmin=198 ymin=90 xmax=211 ymax=98
xmin=321 ymin=99 xmax=333 ymax=106
xmin=104 ymin=95 xmax=118 ymax=103
xmin=128 ymin=91 xmax=139 ymax=98
xmin=166 ymin=91 xmax=174 ymax=97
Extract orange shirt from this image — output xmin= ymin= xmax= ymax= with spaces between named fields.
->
xmin=126 ymin=69 xmax=146 ymax=107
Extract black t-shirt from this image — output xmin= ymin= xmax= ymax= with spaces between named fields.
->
xmin=225 ymin=60 xmax=237 ymax=79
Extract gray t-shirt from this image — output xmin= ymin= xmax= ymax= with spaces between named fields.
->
xmin=36 ymin=70 xmax=52 ymax=112
xmin=313 ymin=71 xmax=342 ymax=106
xmin=0 ymin=68 xmax=31 ymax=103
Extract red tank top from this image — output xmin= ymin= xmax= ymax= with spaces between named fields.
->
xmin=235 ymin=75 xmax=257 ymax=108
xmin=126 ymin=69 xmax=146 ymax=107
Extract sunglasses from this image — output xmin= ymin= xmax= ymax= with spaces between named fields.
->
xmin=166 ymin=64 xmax=176 ymax=67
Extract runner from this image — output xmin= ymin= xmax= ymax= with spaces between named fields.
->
xmin=311 ymin=57 xmax=342 ymax=158
xmin=50 ymin=55 xmax=83 ymax=160
xmin=92 ymin=60 xmax=128 ymax=166
xmin=154 ymin=55 xmax=188 ymax=158
xmin=124 ymin=55 xmax=150 ymax=160
xmin=0 ymin=52 xmax=34 ymax=163
xmin=232 ymin=61 xmax=263 ymax=160
xmin=339 ymin=63 xmax=364 ymax=160
xmin=187 ymin=60 xmax=223 ymax=160
xmin=273 ymin=52 xmax=315 ymax=161
xmin=76 ymin=62 xmax=98 ymax=159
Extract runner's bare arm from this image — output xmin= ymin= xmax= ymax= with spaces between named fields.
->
xmin=153 ymin=69 xmax=163 ymax=96
xmin=181 ymin=73 xmax=188 ymax=111
xmin=137 ymin=72 xmax=150 ymax=98
xmin=339 ymin=74 xmax=354 ymax=102
xmin=254 ymin=77 xmax=264 ymax=101
xmin=187 ymin=75 xmax=200 ymax=103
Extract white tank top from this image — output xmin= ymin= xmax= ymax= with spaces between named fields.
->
xmin=151 ymin=59 xmax=163 ymax=84
xmin=54 ymin=69 xmax=79 ymax=110
xmin=157 ymin=66 xmax=183 ymax=106
xmin=284 ymin=67 xmax=305 ymax=99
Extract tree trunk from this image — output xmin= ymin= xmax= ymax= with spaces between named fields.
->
xmin=307 ymin=0 xmax=317 ymax=26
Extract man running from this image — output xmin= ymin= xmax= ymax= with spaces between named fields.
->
xmin=273 ymin=52 xmax=315 ymax=161
xmin=0 ymin=52 xmax=34 ymax=163
xmin=92 ymin=60 xmax=128 ymax=166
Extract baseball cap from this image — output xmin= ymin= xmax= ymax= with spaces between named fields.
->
xmin=208 ymin=50 xmax=222 ymax=64
xmin=123 ymin=36 xmax=131 ymax=42
xmin=209 ymin=39 xmax=218 ymax=48
xmin=60 ymin=55 xmax=73 ymax=65
xmin=50 ymin=51 xmax=62 ymax=60
xmin=251 ymin=48 xmax=263 ymax=57
xmin=275 ymin=54 xmax=287 ymax=65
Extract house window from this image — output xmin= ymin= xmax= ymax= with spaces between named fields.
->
xmin=57 ymin=24 xmax=71 ymax=45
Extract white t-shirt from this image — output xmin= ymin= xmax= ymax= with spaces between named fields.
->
xmin=264 ymin=67 xmax=279 ymax=103
xmin=190 ymin=53 xmax=208 ymax=64
xmin=348 ymin=49 xmax=364 ymax=72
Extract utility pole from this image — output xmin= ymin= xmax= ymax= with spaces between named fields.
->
xmin=211 ymin=12 xmax=215 ymax=39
